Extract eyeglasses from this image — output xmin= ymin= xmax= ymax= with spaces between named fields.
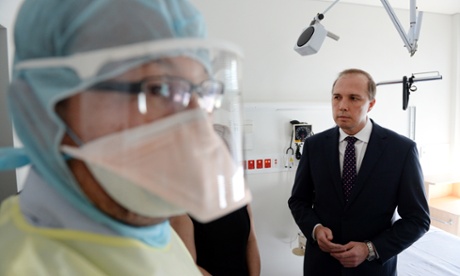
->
xmin=89 ymin=75 xmax=225 ymax=113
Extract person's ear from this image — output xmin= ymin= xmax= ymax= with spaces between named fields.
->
xmin=368 ymin=99 xmax=376 ymax=112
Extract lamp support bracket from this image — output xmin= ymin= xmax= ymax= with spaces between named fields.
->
xmin=380 ymin=0 xmax=423 ymax=56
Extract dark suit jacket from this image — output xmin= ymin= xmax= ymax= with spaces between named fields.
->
xmin=288 ymin=120 xmax=430 ymax=276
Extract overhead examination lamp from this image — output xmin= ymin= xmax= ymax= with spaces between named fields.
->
xmin=294 ymin=0 xmax=423 ymax=56
xmin=377 ymin=71 xmax=442 ymax=110
xmin=294 ymin=0 xmax=340 ymax=56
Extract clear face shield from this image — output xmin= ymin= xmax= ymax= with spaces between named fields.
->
xmin=15 ymin=39 xmax=250 ymax=223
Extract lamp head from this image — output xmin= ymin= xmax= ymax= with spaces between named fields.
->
xmin=294 ymin=22 xmax=327 ymax=56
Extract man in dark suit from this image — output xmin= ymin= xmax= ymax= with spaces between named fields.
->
xmin=288 ymin=68 xmax=430 ymax=275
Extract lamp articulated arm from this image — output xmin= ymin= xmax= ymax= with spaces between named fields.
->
xmin=380 ymin=0 xmax=423 ymax=56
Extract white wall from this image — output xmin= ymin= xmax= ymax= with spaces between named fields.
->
xmin=451 ymin=14 xmax=460 ymax=166
xmin=1 ymin=1 xmax=459 ymax=275
xmin=189 ymin=0 xmax=459 ymax=167
xmin=190 ymin=0 xmax=455 ymax=144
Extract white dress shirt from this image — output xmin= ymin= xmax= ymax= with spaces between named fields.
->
xmin=339 ymin=118 xmax=373 ymax=175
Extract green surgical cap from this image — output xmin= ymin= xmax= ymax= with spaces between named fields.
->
xmin=14 ymin=0 xmax=206 ymax=59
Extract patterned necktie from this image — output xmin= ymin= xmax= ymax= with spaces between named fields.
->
xmin=342 ymin=136 xmax=358 ymax=200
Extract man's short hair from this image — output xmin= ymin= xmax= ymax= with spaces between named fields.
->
xmin=332 ymin=68 xmax=376 ymax=100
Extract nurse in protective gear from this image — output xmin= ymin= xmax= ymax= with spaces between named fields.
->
xmin=0 ymin=0 xmax=251 ymax=275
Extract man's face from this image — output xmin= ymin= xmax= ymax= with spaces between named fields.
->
xmin=331 ymin=73 xmax=376 ymax=135
xmin=56 ymin=56 xmax=208 ymax=226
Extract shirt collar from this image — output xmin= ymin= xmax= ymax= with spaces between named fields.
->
xmin=339 ymin=117 xmax=373 ymax=143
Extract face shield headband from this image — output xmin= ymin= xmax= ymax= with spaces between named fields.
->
xmin=15 ymin=38 xmax=243 ymax=79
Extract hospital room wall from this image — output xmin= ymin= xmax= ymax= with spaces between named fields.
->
xmin=452 ymin=14 xmax=460 ymax=166
xmin=190 ymin=0 xmax=456 ymax=156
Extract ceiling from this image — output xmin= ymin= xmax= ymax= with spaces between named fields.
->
xmin=314 ymin=0 xmax=460 ymax=15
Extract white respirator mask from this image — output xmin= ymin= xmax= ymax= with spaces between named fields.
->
xmin=61 ymin=108 xmax=250 ymax=222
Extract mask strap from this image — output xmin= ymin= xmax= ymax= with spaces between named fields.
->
xmin=65 ymin=125 xmax=84 ymax=147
